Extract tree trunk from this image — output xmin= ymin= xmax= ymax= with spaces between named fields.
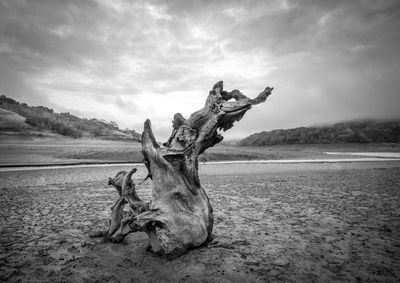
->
xmin=91 ymin=81 xmax=273 ymax=257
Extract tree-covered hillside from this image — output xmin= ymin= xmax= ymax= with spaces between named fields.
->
xmin=0 ymin=95 xmax=141 ymax=140
xmin=238 ymin=121 xmax=400 ymax=146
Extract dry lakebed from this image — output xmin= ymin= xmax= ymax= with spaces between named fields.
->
xmin=0 ymin=160 xmax=399 ymax=282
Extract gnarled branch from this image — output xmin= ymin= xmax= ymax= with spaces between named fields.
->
xmin=91 ymin=81 xmax=273 ymax=257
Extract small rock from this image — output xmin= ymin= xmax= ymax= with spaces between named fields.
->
xmin=268 ymin=269 xmax=280 ymax=276
xmin=67 ymin=246 xmax=79 ymax=254
xmin=274 ymin=258 xmax=289 ymax=266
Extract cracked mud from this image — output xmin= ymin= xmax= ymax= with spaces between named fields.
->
xmin=0 ymin=162 xmax=399 ymax=282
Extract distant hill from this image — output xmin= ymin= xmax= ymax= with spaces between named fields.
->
xmin=238 ymin=120 xmax=400 ymax=146
xmin=0 ymin=108 xmax=31 ymax=130
xmin=0 ymin=95 xmax=141 ymax=140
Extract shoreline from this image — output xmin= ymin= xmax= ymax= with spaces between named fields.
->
xmin=1 ymin=156 xmax=400 ymax=172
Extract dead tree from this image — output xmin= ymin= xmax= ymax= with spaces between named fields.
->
xmin=91 ymin=81 xmax=273 ymax=257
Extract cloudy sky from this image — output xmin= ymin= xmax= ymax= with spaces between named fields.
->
xmin=0 ymin=0 xmax=399 ymax=140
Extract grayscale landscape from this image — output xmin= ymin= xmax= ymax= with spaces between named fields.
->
xmin=1 ymin=0 xmax=400 ymax=282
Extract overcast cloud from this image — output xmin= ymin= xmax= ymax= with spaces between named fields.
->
xmin=1 ymin=0 xmax=399 ymax=140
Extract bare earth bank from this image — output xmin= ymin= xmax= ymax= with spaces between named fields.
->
xmin=0 ymin=162 xmax=399 ymax=282
xmin=1 ymin=136 xmax=399 ymax=166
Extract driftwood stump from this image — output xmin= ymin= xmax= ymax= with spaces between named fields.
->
xmin=91 ymin=81 xmax=273 ymax=257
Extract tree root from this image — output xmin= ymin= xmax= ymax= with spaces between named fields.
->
xmin=90 ymin=82 xmax=273 ymax=256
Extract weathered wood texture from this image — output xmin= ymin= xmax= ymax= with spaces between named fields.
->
xmin=91 ymin=81 xmax=273 ymax=257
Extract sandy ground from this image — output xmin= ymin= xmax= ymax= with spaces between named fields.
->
xmin=1 ymin=161 xmax=400 ymax=282
xmin=2 ymin=137 xmax=399 ymax=166
xmin=0 ymin=138 xmax=143 ymax=166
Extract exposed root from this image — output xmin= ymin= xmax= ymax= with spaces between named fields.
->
xmin=92 ymin=81 xmax=272 ymax=255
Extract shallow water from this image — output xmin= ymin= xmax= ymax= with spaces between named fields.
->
xmin=325 ymin=151 xmax=400 ymax=158
xmin=1 ymin=156 xmax=400 ymax=172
